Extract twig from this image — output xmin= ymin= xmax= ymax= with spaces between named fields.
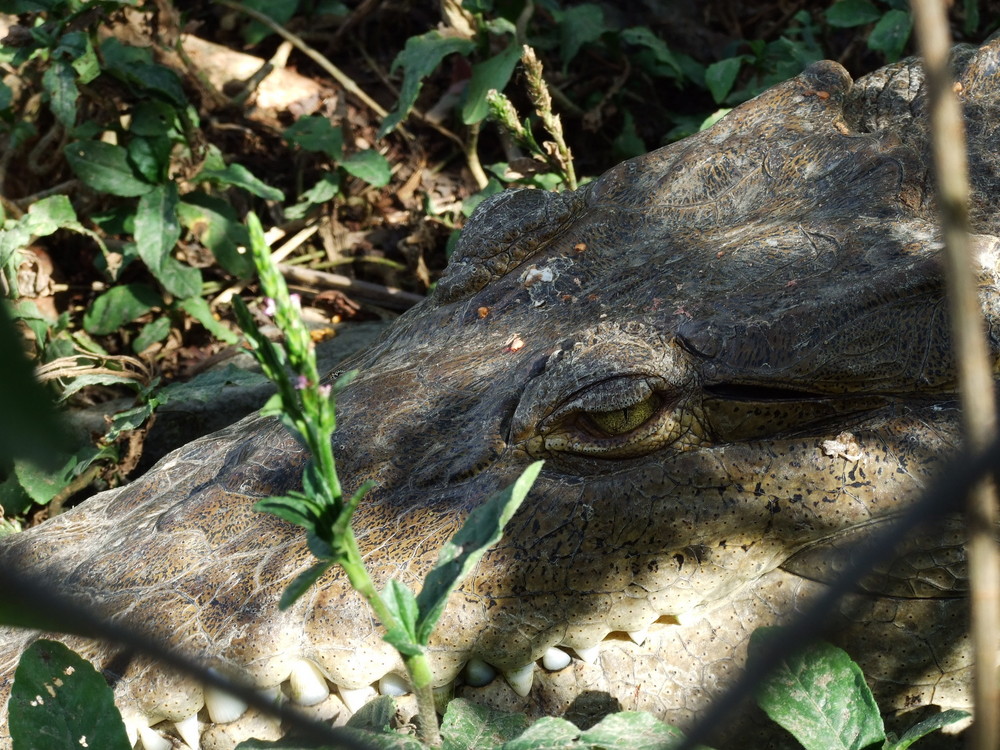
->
xmin=214 ymin=0 xmax=398 ymax=127
xmin=278 ymin=263 xmax=424 ymax=310
xmin=910 ymin=5 xmax=1000 ymax=750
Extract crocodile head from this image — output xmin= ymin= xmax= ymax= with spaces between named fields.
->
xmin=2 ymin=42 xmax=999 ymax=749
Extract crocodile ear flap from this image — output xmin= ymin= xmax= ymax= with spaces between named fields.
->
xmin=432 ymin=188 xmax=583 ymax=304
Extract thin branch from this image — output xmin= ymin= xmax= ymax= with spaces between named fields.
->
xmin=278 ymin=263 xmax=424 ymax=310
xmin=910 ymin=5 xmax=1000 ymax=750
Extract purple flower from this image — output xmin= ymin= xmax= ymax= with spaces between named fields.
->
xmin=294 ymin=375 xmax=310 ymax=390
xmin=318 ymin=384 xmax=332 ymax=398
xmin=290 ymin=293 xmax=302 ymax=308
xmin=263 ymin=298 xmax=276 ymax=316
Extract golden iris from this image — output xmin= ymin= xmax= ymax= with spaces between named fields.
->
xmin=585 ymin=395 xmax=658 ymax=436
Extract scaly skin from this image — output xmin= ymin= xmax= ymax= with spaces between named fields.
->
xmin=2 ymin=42 xmax=999 ymax=749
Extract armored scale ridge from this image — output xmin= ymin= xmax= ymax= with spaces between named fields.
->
xmin=2 ymin=40 xmax=1000 ymax=750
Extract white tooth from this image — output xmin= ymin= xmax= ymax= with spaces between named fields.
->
xmin=258 ymin=684 xmax=283 ymax=705
xmin=676 ymin=611 xmax=701 ymax=626
xmin=573 ymin=645 xmax=600 ymax=664
xmin=289 ymin=659 xmax=330 ymax=706
xmin=541 ymin=647 xmax=572 ymax=672
xmin=627 ymin=628 xmax=648 ymax=646
xmin=463 ymin=658 xmax=497 ymax=687
xmin=137 ymin=725 xmax=173 ymax=750
xmin=378 ymin=673 xmax=410 ymax=697
xmin=339 ymin=685 xmax=377 ymax=713
xmin=122 ymin=715 xmax=142 ymax=746
xmin=503 ymin=664 xmax=534 ymax=697
xmin=204 ymin=684 xmax=249 ymax=724
xmin=174 ymin=714 xmax=200 ymax=749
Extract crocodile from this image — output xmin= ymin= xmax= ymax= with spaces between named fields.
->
xmin=2 ymin=40 xmax=1000 ymax=750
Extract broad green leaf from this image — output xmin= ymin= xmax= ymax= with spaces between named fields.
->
xmin=867 ymin=9 xmax=912 ymax=62
xmin=21 ymin=194 xmax=79 ymax=236
xmin=441 ymin=699 xmax=529 ymax=750
xmin=339 ymin=729 xmax=424 ymax=750
xmin=620 ymin=26 xmax=682 ymax=78
xmin=178 ymin=192 xmax=254 ymax=278
xmin=379 ymin=31 xmax=475 ymax=137
xmin=12 ymin=452 xmax=80 ymax=505
xmin=462 ymin=43 xmax=521 ymax=125
xmin=285 ymin=116 xmax=344 ymax=158
xmin=751 ymin=628 xmax=885 ymax=750
xmin=135 ymin=183 xmax=180 ymax=270
xmin=886 ymin=709 xmax=970 ymax=750
xmin=414 ymin=461 xmax=542 ymax=644
xmin=279 ymin=560 xmax=334 ymax=610
xmin=345 ymin=694 xmax=397 ymax=732
xmin=499 ymin=716 xmax=579 ymax=749
xmin=553 ymin=3 xmax=605 ymax=70
xmin=157 ymin=257 xmax=202 ymax=299
xmin=239 ymin=0 xmax=299 ymax=46
xmin=705 ymin=57 xmax=744 ymax=104
xmin=83 ymin=283 xmax=162 ymax=335
xmin=101 ymin=38 xmax=186 ymax=106
xmin=580 ymin=711 xmax=689 ymax=749
xmin=63 ymin=31 xmax=100 ymax=83
xmin=177 ymin=296 xmax=241 ymax=344
xmin=64 ymin=141 xmax=153 ymax=197
xmin=9 ymin=640 xmax=131 ymax=750
xmin=42 ymin=59 xmax=77 ymax=127
xmin=825 ymin=0 xmax=881 ymax=27
xmin=287 ymin=172 xmax=341 ymax=219
xmin=341 ymin=150 xmax=391 ymax=187
xmin=133 ymin=315 xmax=171 ymax=352
xmin=198 ymin=163 xmax=285 ymax=201
xmin=128 ymin=135 xmax=171 ymax=183
xmin=130 ymin=100 xmax=182 ymax=138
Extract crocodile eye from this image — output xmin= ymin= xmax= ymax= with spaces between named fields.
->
xmin=582 ymin=395 xmax=659 ymax=436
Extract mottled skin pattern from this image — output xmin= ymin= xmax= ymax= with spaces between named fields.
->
xmin=2 ymin=42 xmax=1000 ymax=749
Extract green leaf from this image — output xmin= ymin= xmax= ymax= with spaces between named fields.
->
xmin=867 ymin=9 xmax=912 ymax=62
xmin=825 ymin=0 xmax=882 ymax=27
xmin=83 ymin=283 xmax=163 ymax=335
xmin=345 ymin=694 xmax=397 ymax=732
xmin=279 ymin=560 xmax=334 ymax=610
xmin=285 ymin=116 xmax=344 ymax=159
xmin=178 ymin=192 xmax=254 ymax=278
xmin=42 ymin=59 xmax=77 ymax=128
xmin=130 ymin=100 xmax=182 ymax=138
xmin=751 ymin=628 xmax=885 ymax=750
xmin=580 ymin=711 xmax=688 ymax=749
xmin=499 ymin=716 xmax=579 ymax=749
xmin=9 ymin=640 xmax=131 ymax=750
xmin=462 ymin=43 xmax=521 ymax=125
xmin=341 ymin=150 xmax=392 ymax=187
xmin=379 ymin=31 xmax=475 ymax=137
xmin=414 ymin=461 xmax=542 ymax=644
xmin=135 ymin=183 xmax=180 ymax=271
xmin=255 ymin=495 xmax=320 ymax=530
xmin=128 ymin=135 xmax=171 ymax=183
xmin=101 ymin=38 xmax=186 ymax=107
xmin=705 ymin=57 xmax=744 ymax=104
xmin=65 ymin=31 xmax=100 ymax=84
xmin=12 ymin=452 xmax=79 ymax=505
xmin=885 ymin=709 xmax=970 ymax=750
xmin=198 ymin=163 xmax=285 ymax=201
xmin=177 ymin=296 xmax=241 ymax=344
xmin=620 ymin=26 xmax=682 ymax=78
xmin=441 ymin=699 xmax=529 ymax=750
xmin=553 ymin=4 xmax=606 ymax=70
xmin=64 ymin=141 xmax=153 ymax=197
xmin=21 ymin=194 xmax=79 ymax=237
xmin=133 ymin=315 xmax=171 ymax=352
xmin=380 ymin=580 xmax=423 ymax=656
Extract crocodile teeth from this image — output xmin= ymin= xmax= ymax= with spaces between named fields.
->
xmin=378 ymin=673 xmax=410 ymax=696
xmin=627 ymin=628 xmax=648 ymax=646
xmin=339 ymin=685 xmax=377 ymax=713
xmin=463 ymin=657 xmax=497 ymax=687
xmin=137 ymin=725 xmax=173 ymax=750
xmin=204 ymin=684 xmax=249 ymax=724
xmin=503 ymin=664 xmax=535 ymax=697
xmin=174 ymin=714 xmax=200 ymax=749
xmin=541 ymin=647 xmax=572 ymax=672
xmin=289 ymin=658 xmax=330 ymax=706
xmin=572 ymin=645 xmax=600 ymax=664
